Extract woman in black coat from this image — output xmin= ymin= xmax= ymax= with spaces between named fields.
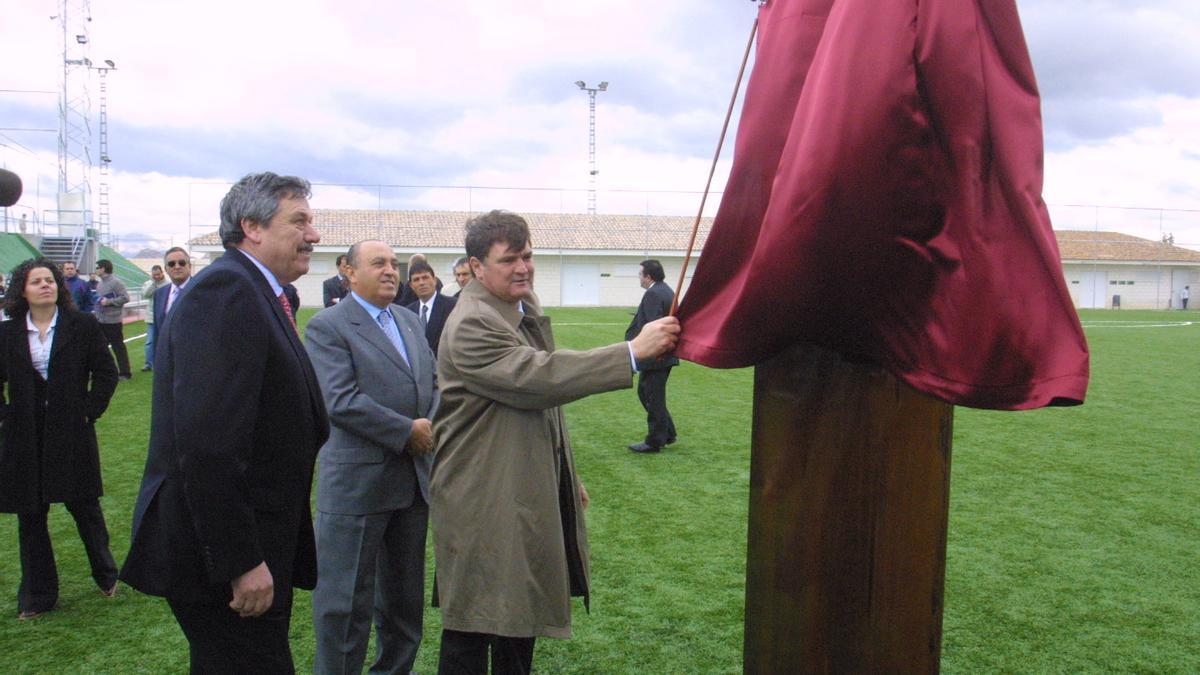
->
xmin=0 ymin=258 xmax=119 ymax=619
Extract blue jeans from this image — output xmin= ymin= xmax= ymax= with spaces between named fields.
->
xmin=144 ymin=322 xmax=157 ymax=368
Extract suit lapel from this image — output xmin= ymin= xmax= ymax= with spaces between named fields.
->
xmin=4 ymin=317 xmax=34 ymax=371
xmin=346 ymin=301 xmax=414 ymax=380
xmin=392 ymin=306 xmax=423 ymax=380
xmin=48 ymin=309 xmax=75 ymax=361
xmin=225 ymin=251 xmax=325 ymax=426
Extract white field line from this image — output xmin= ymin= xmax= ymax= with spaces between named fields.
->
xmin=1080 ymin=321 xmax=1196 ymax=328
xmin=124 ymin=332 xmax=147 ymax=343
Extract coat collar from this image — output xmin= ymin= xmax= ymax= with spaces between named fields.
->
xmin=463 ymin=278 xmax=543 ymax=330
xmin=342 ymin=296 xmax=416 ymax=380
xmin=46 ymin=308 xmax=75 ymax=360
xmin=221 ymin=248 xmax=325 ymax=404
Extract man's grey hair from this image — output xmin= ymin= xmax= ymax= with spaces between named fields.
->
xmin=218 ymin=172 xmax=312 ymax=248
xmin=453 ymin=255 xmax=469 ymax=268
xmin=163 ymin=246 xmax=189 ymax=261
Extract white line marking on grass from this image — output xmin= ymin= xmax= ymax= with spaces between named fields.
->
xmin=124 ymin=332 xmax=147 ymax=343
xmin=1080 ymin=321 xmax=1195 ymax=328
xmin=553 ymin=322 xmax=628 ymax=326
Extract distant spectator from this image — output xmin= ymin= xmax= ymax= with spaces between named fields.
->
xmin=395 ymin=253 xmax=442 ymax=307
xmin=0 ymin=257 xmax=120 ymax=620
xmin=140 ymin=265 xmax=169 ymax=371
xmin=453 ymin=255 xmax=471 ymax=297
xmin=61 ymin=262 xmax=93 ymax=313
xmin=1183 ymin=286 xmax=1190 ymax=310
xmin=94 ymin=260 xmax=131 ymax=380
xmin=322 ymin=253 xmax=350 ymax=307
xmin=405 ymin=259 xmax=457 ymax=356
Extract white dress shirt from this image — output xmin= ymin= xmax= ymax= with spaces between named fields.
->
xmin=26 ymin=309 xmax=59 ymax=380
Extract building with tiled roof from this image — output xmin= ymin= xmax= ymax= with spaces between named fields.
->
xmin=1054 ymin=230 xmax=1200 ymax=308
xmin=190 ymin=210 xmax=1200 ymax=310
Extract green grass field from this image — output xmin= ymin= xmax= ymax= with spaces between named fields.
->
xmin=0 ymin=307 xmax=1196 ymax=673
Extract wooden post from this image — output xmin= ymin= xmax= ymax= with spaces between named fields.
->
xmin=744 ymin=343 xmax=954 ymax=673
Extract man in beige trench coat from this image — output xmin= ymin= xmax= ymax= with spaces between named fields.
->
xmin=431 ymin=210 xmax=680 ymax=674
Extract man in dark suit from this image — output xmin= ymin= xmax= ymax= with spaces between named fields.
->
xmin=625 ymin=259 xmax=679 ymax=453
xmin=404 ymin=259 xmax=457 ymax=356
xmin=306 ymin=239 xmax=438 ymax=674
xmin=394 ymin=253 xmax=442 ymax=307
xmin=153 ymin=247 xmax=193 ymax=331
xmin=322 ymin=254 xmax=350 ymax=307
xmin=121 ymin=172 xmax=329 ymax=673
xmin=61 ymin=261 xmax=94 ymax=313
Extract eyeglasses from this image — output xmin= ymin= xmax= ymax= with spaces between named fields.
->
xmin=165 ymin=260 xmax=189 ymax=268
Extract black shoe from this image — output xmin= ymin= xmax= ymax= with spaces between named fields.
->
xmin=118 ymin=374 xmax=132 ymax=381
xmin=140 ymin=365 xmax=153 ymax=372
xmin=628 ymin=442 xmax=661 ymax=454
xmin=666 ymin=437 xmax=677 ymax=445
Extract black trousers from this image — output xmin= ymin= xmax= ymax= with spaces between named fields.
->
xmin=638 ymin=367 xmax=676 ymax=448
xmin=168 ymin=591 xmax=296 ymax=675
xmin=17 ymin=500 xmax=118 ymax=614
xmin=438 ymin=629 xmax=536 ymax=675
xmin=99 ymin=322 xmax=131 ymax=376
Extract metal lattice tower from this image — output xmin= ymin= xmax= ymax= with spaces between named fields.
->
xmin=57 ymin=0 xmax=94 ymax=227
xmin=575 ymin=80 xmax=608 ymax=214
xmin=96 ymin=65 xmax=113 ymax=241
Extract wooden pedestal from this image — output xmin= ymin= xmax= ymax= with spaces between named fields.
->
xmin=744 ymin=343 xmax=954 ymax=673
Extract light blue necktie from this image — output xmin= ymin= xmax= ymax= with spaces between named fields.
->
xmin=376 ymin=308 xmax=411 ymax=366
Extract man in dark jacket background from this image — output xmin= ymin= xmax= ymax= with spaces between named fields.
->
xmin=625 ymin=259 xmax=679 ymax=453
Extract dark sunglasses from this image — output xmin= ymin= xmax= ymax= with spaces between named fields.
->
xmin=165 ymin=260 xmax=189 ymax=268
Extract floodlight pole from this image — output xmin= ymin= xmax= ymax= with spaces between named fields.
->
xmin=575 ymin=80 xmax=608 ymax=214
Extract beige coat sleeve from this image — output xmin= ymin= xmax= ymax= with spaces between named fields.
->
xmin=449 ymin=310 xmax=631 ymax=411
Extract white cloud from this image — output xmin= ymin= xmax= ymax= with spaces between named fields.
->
xmin=1045 ymin=96 xmax=1200 ymax=246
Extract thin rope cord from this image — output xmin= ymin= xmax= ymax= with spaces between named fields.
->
xmin=670 ymin=14 xmax=760 ymax=316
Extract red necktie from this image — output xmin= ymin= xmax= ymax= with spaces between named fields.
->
xmin=278 ymin=292 xmax=296 ymax=329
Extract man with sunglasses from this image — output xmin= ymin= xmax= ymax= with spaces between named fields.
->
xmin=153 ymin=248 xmax=193 ymax=332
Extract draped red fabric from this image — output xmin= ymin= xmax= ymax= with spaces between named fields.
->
xmin=674 ymin=0 xmax=1089 ymax=410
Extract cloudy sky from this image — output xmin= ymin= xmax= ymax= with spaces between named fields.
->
xmin=2 ymin=0 xmax=1198 ymax=251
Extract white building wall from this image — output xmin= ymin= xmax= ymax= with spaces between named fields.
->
xmin=540 ymin=253 xmax=696 ymax=307
xmin=1061 ymin=263 xmax=1199 ymax=309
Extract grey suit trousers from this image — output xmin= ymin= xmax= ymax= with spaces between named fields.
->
xmin=312 ymin=500 xmax=429 ymax=675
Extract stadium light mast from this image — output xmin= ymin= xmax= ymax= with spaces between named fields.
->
xmin=93 ymin=59 xmax=116 ymax=244
xmin=54 ymin=0 xmax=115 ymax=243
xmin=575 ymin=80 xmax=608 ymax=215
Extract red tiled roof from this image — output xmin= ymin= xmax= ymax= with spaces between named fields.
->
xmin=1055 ymin=230 xmax=1200 ymax=263
xmin=190 ymin=210 xmax=1200 ymax=263
xmin=189 ymin=210 xmax=714 ymax=251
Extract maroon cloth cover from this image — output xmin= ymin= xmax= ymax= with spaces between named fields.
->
xmin=675 ymin=0 xmax=1089 ymax=410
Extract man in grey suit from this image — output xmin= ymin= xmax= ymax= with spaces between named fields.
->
xmin=305 ymin=239 xmax=438 ymax=674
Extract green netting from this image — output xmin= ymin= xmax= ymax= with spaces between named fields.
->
xmin=0 ymin=234 xmax=43 ymax=277
xmin=98 ymin=244 xmax=151 ymax=287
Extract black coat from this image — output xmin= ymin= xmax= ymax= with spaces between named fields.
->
xmin=405 ymin=293 xmax=457 ymax=356
xmin=322 ymin=275 xmax=348 ymax=308
xmin=625 ymin=281 xmax=680 ymax=371
xmin=120 ymin=249 xmax=330 ymax=603
xmin=0 ymin=309 xmax=118 ymax=512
